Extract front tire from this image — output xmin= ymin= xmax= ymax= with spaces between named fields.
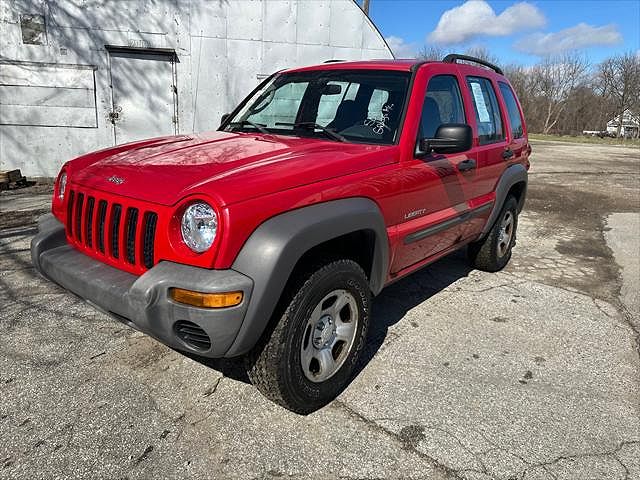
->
xmin=468 ymin=195 xmax=519 ymax=272
xmin=245 ymin=259 xmax=371 ymax=414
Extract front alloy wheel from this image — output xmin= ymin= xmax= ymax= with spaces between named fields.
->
xmin=246 ymin=260 xmax=370 ymax=414
xmin=300 ymin=289 xmax=359 ymax=383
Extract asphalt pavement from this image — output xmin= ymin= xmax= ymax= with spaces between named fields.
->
xmin=1 ymin=140 xmax=638 ymax=479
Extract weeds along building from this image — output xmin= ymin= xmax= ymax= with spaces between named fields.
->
xmin=0 ymin=0 xmax=392 ymax=177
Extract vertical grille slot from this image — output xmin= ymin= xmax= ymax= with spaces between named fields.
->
xmin=66 ymin=190 xmax=75 ymax=236
xmin=85 ymin=197 xmax=95 ymax=247
xmin=110 ymin=204 xmax=122 ymax=259
xmin=142 ymin=212 xmax=158 ymax=269
xmin=97 ymin=200 xmax=107 ymax=253
xmin=74 ymin=193 xmax=84 ymax=242
xmin=125 ymin=208 xmax=139 ymax=264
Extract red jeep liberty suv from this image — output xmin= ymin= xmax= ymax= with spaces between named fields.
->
xmin=32 ymin=55 xmax=529 ymax=413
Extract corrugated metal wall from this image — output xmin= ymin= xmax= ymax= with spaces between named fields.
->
xmin=0 ymin=0 xmax=392 ymax=176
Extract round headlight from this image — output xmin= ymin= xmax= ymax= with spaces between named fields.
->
xmin=181 ymin=202 xmax=218 ymax=253
xmin=58 ymin=172 xmax=67 ymax=200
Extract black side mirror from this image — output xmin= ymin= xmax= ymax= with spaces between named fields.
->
xmin=220 ymin=113 xmax=231 ymax=126
xmin=418 ymin=123 xmax=472 ymax=156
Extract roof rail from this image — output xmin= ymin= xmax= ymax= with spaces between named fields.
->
xmin=323 ymin=59 xmax=345 ymax=63
xmin=442 ymin=54 xmax=503 ymax=75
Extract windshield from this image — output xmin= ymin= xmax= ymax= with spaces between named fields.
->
xmin=224 ymin=70 xmax=411 ymax=145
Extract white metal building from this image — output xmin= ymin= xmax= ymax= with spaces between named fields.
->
xmin=0 ymin=0 xmax=392 ymax=177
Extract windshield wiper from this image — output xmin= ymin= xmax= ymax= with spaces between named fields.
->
xmin=275 ymin=122 xmax=346 ymax=142
xmin=228 ymin=120 xmax=270 ymax=135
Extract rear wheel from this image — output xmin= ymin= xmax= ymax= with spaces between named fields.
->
xmin=468 ymin=195 xmax=518 ymax=272
xmin=245 ymin=259 xmax=370 ymax=414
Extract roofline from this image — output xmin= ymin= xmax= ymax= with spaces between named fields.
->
xmin=351 ymin=0 xmax=395 ymax=59
xmin=284 ymin=59 xmax=426 ymax=74
xmin=280 ymin=56 xmax=510 ymax=77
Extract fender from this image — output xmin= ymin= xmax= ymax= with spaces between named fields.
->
xmin=226 ymin=197 xmax=389 ymax=357
xmin=481 ymin=163 xmax=528 ymax=237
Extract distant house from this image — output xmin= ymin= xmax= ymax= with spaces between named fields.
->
xmin=606 ymin=110 xmax=640 ymax=138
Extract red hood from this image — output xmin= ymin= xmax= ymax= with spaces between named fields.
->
xmin=68 ymin=131 xmax=396 ymax=206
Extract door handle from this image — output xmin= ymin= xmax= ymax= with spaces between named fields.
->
xmin=502 ymin=148 xmax=514 ymax=160
xmin=458 ymin=159 xmax=476 ymax=172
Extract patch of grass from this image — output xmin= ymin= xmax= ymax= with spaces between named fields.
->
xmin=529 ymin=133 xmax=640 ymax=147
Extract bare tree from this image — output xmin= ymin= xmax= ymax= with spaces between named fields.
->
xmin=464 ymin=46 xmax=499 ymax=65
xmin=416 ymin=45 xmax=498 ymax=65
xmin=414 ymin=45 xmax=638 ymax=137
xmin=417 ymin=45 xmax=446 ymax=61
xmin=598 ymin=52 xmax=640 ymax=136
xmin=531 ymin=53 xmax=589 ymax=134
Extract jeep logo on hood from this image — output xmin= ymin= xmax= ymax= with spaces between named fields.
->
xmin=107 ymin=175 xmax=125 ymax=185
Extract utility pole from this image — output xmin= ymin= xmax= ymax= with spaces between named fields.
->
xmin=362 ymin=0 xmax=370 ymax=16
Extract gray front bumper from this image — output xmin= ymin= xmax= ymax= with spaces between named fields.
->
xmin=31 ymin=214 xmax=254 ymax=358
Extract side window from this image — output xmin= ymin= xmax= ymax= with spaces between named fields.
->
xmin=466 ymin=77 xmax=504 ymax=145
xmin=419 ymin=75 xmax=465 ymax=139
xmin=498 ymin=82 xmax=524 ymax=139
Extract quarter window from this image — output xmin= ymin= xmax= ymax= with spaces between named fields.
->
xmin=419 ymin=75 xmax=465 ymax=139
xmin=498 ymin=82 xmax=524 ymax=139
xmin=467 ymin=77 xmax=504 ymax=145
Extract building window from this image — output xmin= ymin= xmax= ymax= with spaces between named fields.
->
xmin=20 ymin=14 xmax=47 ymax=45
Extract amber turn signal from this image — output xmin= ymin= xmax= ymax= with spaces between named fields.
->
xmin=170 ymin=288 xmax=243 ymax=308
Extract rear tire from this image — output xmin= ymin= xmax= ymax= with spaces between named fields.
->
xmin=468 ymin=195 xmax=518 ymax=272
xmin=245 ymin=259 xmax=371 ymax=414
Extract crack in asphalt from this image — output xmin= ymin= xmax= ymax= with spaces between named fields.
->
xmin=347 ymin=409 xmax=639 ymax=480
xmin=518 ymin=440 xmax=640 ymax=480
xmin=333 ymin=401 xmax=463 ymax=479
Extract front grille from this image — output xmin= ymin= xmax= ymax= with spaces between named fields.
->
xmin=174 ymin=320 xmax=211 ymax=351
xmin=65 ymin=188 xmax=158 ymax=272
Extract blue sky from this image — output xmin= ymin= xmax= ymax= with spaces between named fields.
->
xmin=359 ymin=0 xmax=640 ymax=64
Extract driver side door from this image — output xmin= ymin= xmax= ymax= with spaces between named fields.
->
xmin=392 ymin=73 xmax=478 ymax=274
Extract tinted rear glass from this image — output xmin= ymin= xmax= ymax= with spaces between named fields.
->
xmin=498 ymin=82 xmax=524 ymax=139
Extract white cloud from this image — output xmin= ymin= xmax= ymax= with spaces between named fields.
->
xmin=385 ymin=36 xmax=418 ymax=58
xmin=514 ymin=23 xmax=623 ymax=56
xmin=428 ymin=1 xmax=546 ymax=44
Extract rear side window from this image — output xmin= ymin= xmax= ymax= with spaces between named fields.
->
xmin=498 ymin=82 xmax=524 ymax=139
xmin=466 ymin=77 xmax=504 ymax=145
xmin=419 ymin=75 xmax=465 ymax=139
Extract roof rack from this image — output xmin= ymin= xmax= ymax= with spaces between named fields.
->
xmin=323 ymin=59 xmax=345 ymax=63
xmin=442 ymin=54 xmax=503 ymax=75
